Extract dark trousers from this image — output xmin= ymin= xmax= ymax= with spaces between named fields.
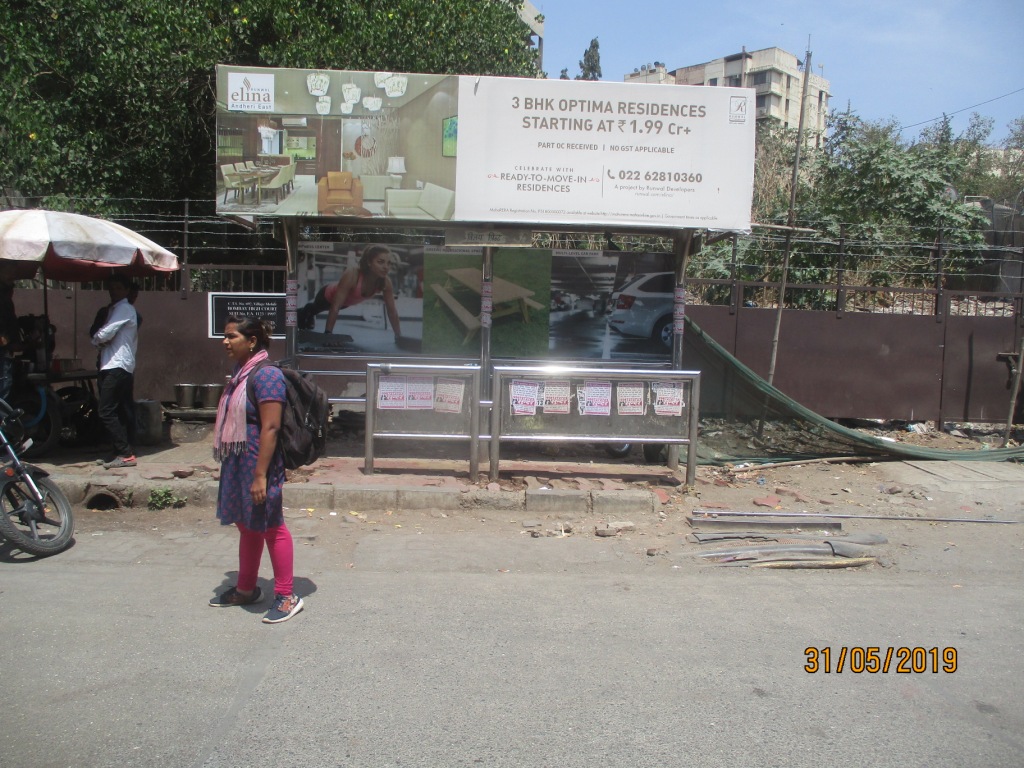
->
xmin=98 ymin=367 xmax=134 ymax=457
xmin=297 ymin=286 xmax=331 ymax=329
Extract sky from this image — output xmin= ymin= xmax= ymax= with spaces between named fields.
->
xmin=534 ymin=0 xmax=1024 ymax=144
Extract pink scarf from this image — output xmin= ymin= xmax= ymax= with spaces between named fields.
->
xmin=213 ymin=350 xmax=269 ymax=461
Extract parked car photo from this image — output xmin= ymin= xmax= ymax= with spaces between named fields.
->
xmin=606 ymin=272 xmax=677 ymax=348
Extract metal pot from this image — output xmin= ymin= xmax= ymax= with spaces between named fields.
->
xmin=197 ymin=383 xmax=225 ymax=409
xmin=174 ymin=384 xmax=197 ymax=409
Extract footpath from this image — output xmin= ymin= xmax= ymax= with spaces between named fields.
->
xmin=38 ymin=425 xmax=687 ymax=516
xmin=37 ymin=420 xmax=1024 ymax=526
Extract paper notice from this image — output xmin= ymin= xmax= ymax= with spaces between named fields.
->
xmin=653 ymin=381 xmax=684 ymax=416
xmin=616 ymin=382 xmax=646 ymax=416
xmin=510 ymin=379 xmax=540 ymax=416
xmin=434 ymin=377 xmax=465 ymax=414
xmin=541 ymin=379 xmax=571 ymax=414
xmin=377 ymin=375 xmax=407 ymax=410
xmin=406 ymin=376 xmax=434 ymax=409
xmin=581 ymin=380 xmax=612 ymax=416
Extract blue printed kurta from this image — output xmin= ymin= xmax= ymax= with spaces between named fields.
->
xmin=216 ymin=366 xmax=287 ymax=531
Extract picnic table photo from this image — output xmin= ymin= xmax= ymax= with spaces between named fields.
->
xmin=422 ymin=252 xmax=552 ymax=357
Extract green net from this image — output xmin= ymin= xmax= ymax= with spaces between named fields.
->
xmin=685 ymin=316 xmax=1024 ymax=465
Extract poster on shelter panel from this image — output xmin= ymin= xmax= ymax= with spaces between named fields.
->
xmin=293 ymin=242 xmax=675 ymax=362
xmin=215 ymin=66 xmax=754 ymax=230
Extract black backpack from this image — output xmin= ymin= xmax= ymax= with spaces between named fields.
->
xmin=247 ymin=362 xmax=330 ymax=469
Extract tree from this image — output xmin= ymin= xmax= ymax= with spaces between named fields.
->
xmin=576 ymin=38 xmax=601 ymax=81
xmin=914 ymin=113 xmax=995 ymax=198
xmin=799 ymin=110 xmax=989 ymax=288
xmin=0 ymin=0 xmax=541 ymax=214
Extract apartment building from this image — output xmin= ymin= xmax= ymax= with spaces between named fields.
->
xmin=625 ymin=47 xmax=830 ymax=143
xmin=516 ymin=0 xmax=544 ymax=68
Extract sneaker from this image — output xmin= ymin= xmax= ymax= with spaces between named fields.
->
xmin=95 ymin=455 xmax=116 ymax=466
xmin=262 ymin=594 xmax=304 ymax=624
xmin=209 ymin=586 xmax=263 ymax=607
xmin=103 ymin=455 xmax=137 ymax=469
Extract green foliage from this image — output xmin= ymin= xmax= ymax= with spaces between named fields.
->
xmin=0 ymin=0 xmax=540 ymax=213
xmin=576 ymin=38 xmax=601 ymax=81
xmin=148 ymin=487 xmax=187 ymax=510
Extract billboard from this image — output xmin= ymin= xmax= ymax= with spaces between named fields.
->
xmin=216 ymin=65 xmax=755 ymax=231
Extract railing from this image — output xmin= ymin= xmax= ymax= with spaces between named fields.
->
xmin=490 ymin=365 xmax=701 ymax=484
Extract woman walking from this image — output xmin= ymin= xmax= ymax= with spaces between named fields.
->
xmin=208 ymin=315 xmax=303 ymax=624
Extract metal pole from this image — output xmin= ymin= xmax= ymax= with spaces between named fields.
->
xmin=766 ymin=48 xmax=812 ymax=389
xmin=181 ymin=199 xmax=190 ymax=297
xmin=836 ymin=223 xmax=846 ymax=315
xmin=363 ymin=366 xmax=377 ymax=474
xmin=1001 ymin=335 xmax=1024 ymax=447
xmin=281 ymin=218 xmax=299 ymax=362
xmin=480 ymin=247 xmax=493 ymax=401
xmin=669 ymin=230 xmax=693 ymax=471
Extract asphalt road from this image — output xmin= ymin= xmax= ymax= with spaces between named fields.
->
xmin=1 ymin=500 xmax=1022 ymax=768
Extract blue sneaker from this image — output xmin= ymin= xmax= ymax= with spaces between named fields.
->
xmin=262 ymin=594 xmax=304 ymax=624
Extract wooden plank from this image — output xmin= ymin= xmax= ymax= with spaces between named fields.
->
xmin=431 ymin=283 xmax=480 ymax=343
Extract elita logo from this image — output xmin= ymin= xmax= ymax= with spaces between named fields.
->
xmin=227 ymin=73 xmax=275 ymax=112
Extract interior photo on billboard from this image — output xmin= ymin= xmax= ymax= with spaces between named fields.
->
xmin=441 ymin=115 xmax=458 ymax=157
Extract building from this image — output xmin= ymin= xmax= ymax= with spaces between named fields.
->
xmin=625 ymin=47 xmax=830 ymax=144
xmin=516 ymin=0 xmax=544 ymax=69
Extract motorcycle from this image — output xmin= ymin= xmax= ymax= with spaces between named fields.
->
xmin=0 ymin=398 xmax=75 ymax=556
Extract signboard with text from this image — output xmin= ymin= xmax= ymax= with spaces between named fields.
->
xmin=216 ymin=66 xmax=755 ymax=231
xmin=208 ymin=293 xmax=287 ymax=339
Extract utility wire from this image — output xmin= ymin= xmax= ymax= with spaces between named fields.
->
xmin=898 ymin=86 xmax=1024 ymax=131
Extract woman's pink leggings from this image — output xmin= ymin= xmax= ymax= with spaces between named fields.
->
xmin=235 ymin=522 xmax=294 ymax=596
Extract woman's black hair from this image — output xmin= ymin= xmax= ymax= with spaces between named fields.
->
xmin=226 ymin=315 xmax=272 ymax=351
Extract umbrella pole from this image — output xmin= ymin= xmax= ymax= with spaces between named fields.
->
xmin=73 ymin=284 xmax=78 ymax=360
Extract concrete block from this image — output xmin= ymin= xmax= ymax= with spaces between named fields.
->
xmin=526 ymin=488 xmax=589 ymax=515
xmin=461 ymin=488 xmax=524 ymax=510
xmin=197 ymin=480 xmax=220 ymax=507
xmin=334 ymin=486 xmax=397 ymax=512
xmin=283 ymin=483 xmax=335 ymax=511
xmin=592 ymin=490 xmax=654 ymax=516
xmin=396 ymin=487 xmax=463 ymax=511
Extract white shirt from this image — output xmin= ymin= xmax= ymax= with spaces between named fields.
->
xmin=91 ymin=298 xmax=138 ymax=373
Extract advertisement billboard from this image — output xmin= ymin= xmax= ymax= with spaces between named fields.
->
xmin=294 ymin=242 xmax=678 ymax=362
xmin=216 ymin=66 xmax=755 ymax=231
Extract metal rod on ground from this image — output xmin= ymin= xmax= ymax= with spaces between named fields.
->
xmin=1001 ymin=334 xmax=1024 ymax=447
xmin=692 ymin=509 xmax=1020 ymax=524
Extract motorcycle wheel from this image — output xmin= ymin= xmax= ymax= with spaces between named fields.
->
xmin=11 ymin=388 xmax=62 ymax=458
xmin=0 ymin=474 xmax=75 ymax=556
xmin=603 ymin=443 xmax=633 ymax=459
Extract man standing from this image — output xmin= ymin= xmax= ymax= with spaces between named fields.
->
xmin=91 ymin=275 xmax=138 ymax=468
xmin=0 ymin=276 xmax=21 ymax=401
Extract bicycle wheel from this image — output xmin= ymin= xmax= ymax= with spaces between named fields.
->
xmin=0 ymin=474 xmax=75 ymax=556
xmin=11 ymin=388 xmax=62 ymax=458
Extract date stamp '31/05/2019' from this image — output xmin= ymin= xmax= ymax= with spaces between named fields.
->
xmin=805 ymin=647 xmax=958 ymax=674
